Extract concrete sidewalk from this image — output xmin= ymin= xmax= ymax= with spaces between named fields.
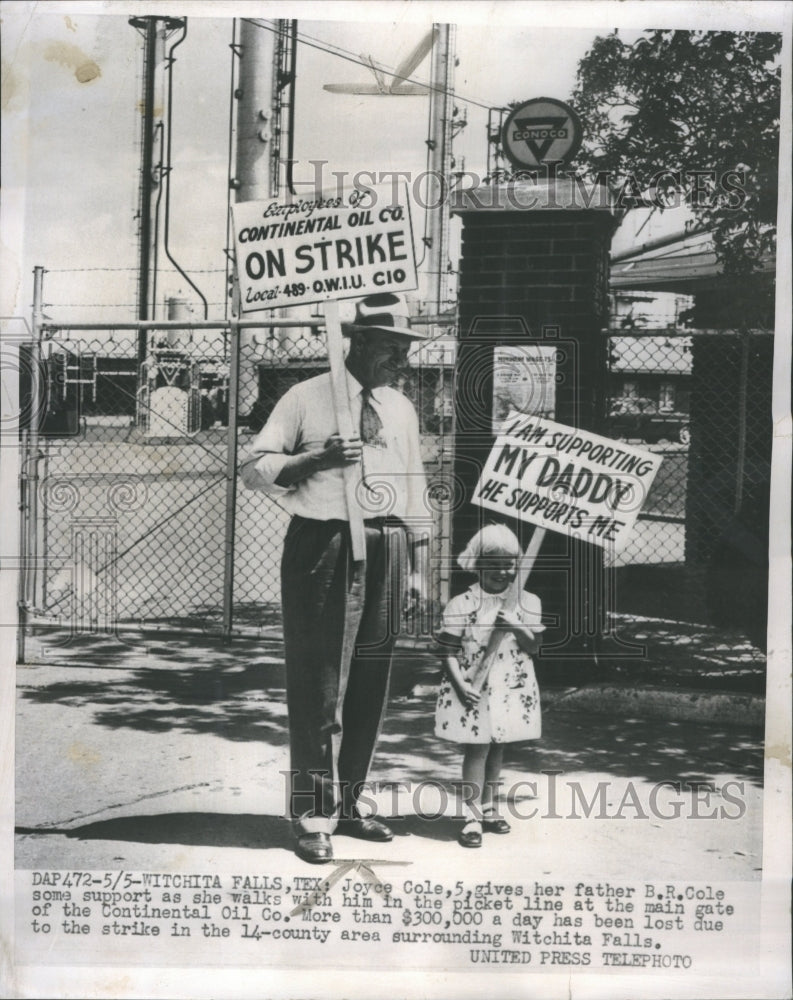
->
xmin=14 ymin=630 xmax=764 ymax=880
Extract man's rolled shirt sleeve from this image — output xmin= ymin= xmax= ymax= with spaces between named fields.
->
xmin=239 ymin=388 xmax=300 ymax=496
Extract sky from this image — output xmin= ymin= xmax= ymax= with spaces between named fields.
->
xmin=1 ymin=1 xmax=789 ymax=324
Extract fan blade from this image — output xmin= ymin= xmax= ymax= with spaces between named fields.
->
xmin=323 ymin=83 xmax=430 ymax=95
xmin=391 ymin=27 xmax=438 ymax=85
xmin=387 ymin=84 xmax=431 ymax=96
xmin=323 ymin=83 xmax=390 ymax=94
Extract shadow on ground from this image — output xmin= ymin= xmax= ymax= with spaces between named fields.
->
xmin=20 ymin=629 xmax=764 ymax=792
xmin=20 ymin=629 xmax=292 ymax=744
xmin=373 ymin=705 xmax=764 ymax=791
xmin=15 ymin=813 xmax=467 ymax=849
xmin=17 ymin=813 xmax=294 ymax=851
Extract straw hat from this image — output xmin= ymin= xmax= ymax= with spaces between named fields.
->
xmin=343 ymin=293 xmax=427 ymax=340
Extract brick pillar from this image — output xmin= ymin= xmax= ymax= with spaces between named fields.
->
xmin=451 ymin=179 xmax=617 ymax=674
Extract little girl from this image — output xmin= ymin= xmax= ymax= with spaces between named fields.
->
xmin=435 ymin=524 xmax=544 ymax=848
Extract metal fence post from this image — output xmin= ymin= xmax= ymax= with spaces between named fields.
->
xmin=28 ymin=267 xmax=45 ymax=612
xmin=17 ymin=267 xmax=45 ymax=662
xmin=222 ymin=319 xmax=241 ymax=639
xmin=17 ymin=379 xmax=30 ymax=664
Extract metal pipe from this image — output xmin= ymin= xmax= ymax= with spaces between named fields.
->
xmin=610 ymin=225 xmax=707 ymax=264
xmin=233 ymin=19 xmax=280 ymax=409
xmin=162 ymin=21 xmax=209 ymax=319
xmin=41 ymin=315 xmax=454 ymax=332
xmin=151 ymin=119 xmax=165 ymax=319
xmin=602 ymin=326 xmax=770 ymax=338
xmin=131 ymin=17 xmax=183 ymax=348
xmin=235 ymin=19 xmax=276 ymax=202
xmin=18 ymin=266 xmax=45 ymax=660
xmin=426 ymin=23 xmax=452 ymax=313
xmin=17 ymin=419 xmax=29 ymax=662
xmin=226 ymin=20 xmax=277 ymax=637
xmin=222 ymin=321 xmax=241 ymax=639
xmin=42 ymin=319 xmax=322 ymax=331
xmin=28 ymin=266 xmax=45 ymax=612
xmin=224 ymin=19 xmax=239 ymax=322
xmin=285 ymin=19 xmax=298 ymax=197
xmin=136 ymin=18 xmax=158 ymax=327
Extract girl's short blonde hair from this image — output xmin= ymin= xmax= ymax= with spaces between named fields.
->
xmin=457 ymin=523 xmax=521 ymax=572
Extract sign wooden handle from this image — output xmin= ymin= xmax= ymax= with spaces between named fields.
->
xmin=470 ymin=527 xmax=546 ymax=692
xmin=324 ymin=300 xmax=367 ymax=563
xmin=504 ymin=526 xmax=546 ymax=613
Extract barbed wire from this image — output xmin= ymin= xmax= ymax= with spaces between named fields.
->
xmin=43 ymin=302 xmax=230 ymax=309
xmin=44 ymin=267 xmax=228 ymax=275
xmin=44 ymin=267 xmax=139 ymax=273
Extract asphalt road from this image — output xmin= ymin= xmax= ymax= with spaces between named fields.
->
xmin=15 ymin=638 xmax=762 ymax=879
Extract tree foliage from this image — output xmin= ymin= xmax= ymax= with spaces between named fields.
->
xmin=572 ymin=30 xmax=781 ymax=277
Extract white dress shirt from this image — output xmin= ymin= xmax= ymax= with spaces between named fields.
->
xmin=240 ymin=368 xmax=428 ymax=522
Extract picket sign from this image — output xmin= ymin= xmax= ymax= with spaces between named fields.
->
xmin=470 ymin=527 xmax=547 ymax=693
xmin=230 ymin=186 xmax=419 ymax=566
xmin=469 ymin=413 xmax=664 ymax=689
xmin=324 ymin=299 xmax=367 ymax=562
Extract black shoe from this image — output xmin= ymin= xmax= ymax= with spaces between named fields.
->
xmin=295 ymin=832 xmax=333 ymax=864
xmin=482 ymin=814 xmax=511 ymax=834
xmin=457 ymin=821 xmax=482 ymax=848
xmin=336 ymin=817 xmax=394 ymax=842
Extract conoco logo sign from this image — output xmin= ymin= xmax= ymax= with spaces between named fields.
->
xmin=501 ymin=98 xmax=582 ymax=169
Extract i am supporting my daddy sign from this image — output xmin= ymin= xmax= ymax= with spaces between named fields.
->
xmin=474 ymin=413 xmax=663 ymax=550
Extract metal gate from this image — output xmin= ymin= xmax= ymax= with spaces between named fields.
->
xmin=16 ymin=296 xmax=770 ymax=678
xmin=599 ymin=326 xmax=771 ymax=677
xmin=16 ymin=311 xmax=457 ymax=657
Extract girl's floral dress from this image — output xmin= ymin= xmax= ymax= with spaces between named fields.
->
xmin=435 ymin=583 xmax=544 ymax=744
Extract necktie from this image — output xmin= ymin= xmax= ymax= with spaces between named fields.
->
xmin=359 ymin=388 xmax=384 ymax=500
xmin=360 ymin=388 xmax=384 ymax=445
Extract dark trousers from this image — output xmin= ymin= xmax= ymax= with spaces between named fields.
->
xmin=281 ymin=515 xmax=408 ymax=833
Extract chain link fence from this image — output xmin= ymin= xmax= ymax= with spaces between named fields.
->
xmin=22 ymin=323 xmax=231 ymax=635
xmin=600 ymin=327 xmax=771 ymax=679
xmin=17 ymin=313 xmax=456 ymax=653
xmin=232 ymin=320 xmax=457 ymax=632
xmin=16 ymin=305 xmax=771 ymax=680
xmin=602 ymin=331 xmax=691 ymax=568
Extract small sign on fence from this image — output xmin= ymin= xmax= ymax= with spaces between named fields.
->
xmin=492 ymin=344 xmax=558 ymax=432
xmin=231 ymin=185 xmax=418 ymax=313
xmin=473 ymin=413 xmax=663 ymax=550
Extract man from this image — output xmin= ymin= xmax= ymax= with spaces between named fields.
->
xmin=241 ymin=293 xmax=430 ymax=864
